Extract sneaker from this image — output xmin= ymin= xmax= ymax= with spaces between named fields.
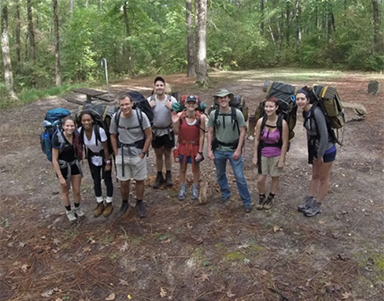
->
xmin=74 ymin=206 xmax=85 ymax=217
xmin=153 ymin=173 xmax=165 ymax=189
xmin=304 ymin=200 xmax=323 ymax=217
xmin=94 ymin=202 xmax=105 ymax=217
xmin=256 ymin=195 xmax=266 ymax=210
xmin=66 ymin=210 xmax=77 ymax=222
xmin=136 ymin=202 xmax=147 ymax=218
xmin=117 ymin=201 xmax=129 ymax=218
xmin=103 ymin=203 xmax=114 ymax=217
xmin=263 ymin=195 xmax=274 ymax=210
xmin=298 ymin=196 xmax=315 ymax=212
xmin=178 ymin=189 xmax=186 ymax=201
xmin=220 ymin=195 xmax=230 ymax=203
xmin=191 ymin=187 xmax=198 ymax=200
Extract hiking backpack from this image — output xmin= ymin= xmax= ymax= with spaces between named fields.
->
xmin=310 ymin=85 xmax=345 ymax=145
xmin=40 ymin=108 xmax=71 ymax=162
xmin=76 ymin=104 xmax=116 ymax=155
xmin=256 ymin=81 xmax=298 ymax=142
xmin=179 ymin=94 xmax=207 ymax=113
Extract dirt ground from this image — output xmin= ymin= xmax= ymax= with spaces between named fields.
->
xmin=0 ymin=69 xmax=383 ymax=301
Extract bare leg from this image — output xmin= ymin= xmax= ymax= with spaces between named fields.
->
xmin=154 ymin=147 xmax=164 ymax=172
xmin=60 ymin=184 xmax=70 ymax=206
xmin=179 ymin=163 xmax=187 ymax=184
xmin=164 ymin=148 xmax=172 ymax=171
xmin=193 ymin=163 xmax=200 ymax=184
xmin=135 ymin=180 xmax=145 ymax=200
xmin=257 ymin=175 xmax=267 ymax=195
xmin=71 ymin=174 xmax=82 ymax=204
xmin=120 ymin=180 xmax=131 ymax=200
xmin=316 ymin=161 xmax=333 ymax=202
xmin=270 ymin=176 xmax=280 ymax=195
xmin=308 ymin=159 xmax=321 ymax=197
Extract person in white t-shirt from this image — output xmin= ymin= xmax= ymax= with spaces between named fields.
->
xmin=78 ymin=112 xmax=114 ymax=218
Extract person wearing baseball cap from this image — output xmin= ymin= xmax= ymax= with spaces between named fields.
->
xmin=207 ymin=88 xmax=252 ymax=212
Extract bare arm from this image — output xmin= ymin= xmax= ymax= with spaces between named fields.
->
xmin=253 ymin=119 xmax=262 ymax=165
xmin=233 ymin=126 xmax=246 ymax=160
xmin=171 ymin=111 xmax=182 ymax=135
xmin=278 ymin=120 xmax=289 ymax=168
xmin=139 ymin=127 xmax=153 ymax=159
xmin=110 ymin=133 xmax=118 ymax=157
xmin=52 ymin=147 xmax=66 ymax=186
xmin=207 ymin=126 xmax=214 ymax=160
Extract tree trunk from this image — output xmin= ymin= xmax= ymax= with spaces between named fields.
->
xmin=286 ymin=1 xmax=290 ymax=47
xmin=260 ymin=0 xmax=264 ymax=35
xmin=1 ymin=3 xmax=18 ymax=100
xmin=195 ymin=0 xmax=209 ymax=87
xmin=27 ymin=0 xmax=36 ymax=62
xmin=53 ymin=0 xmax=61 ymax=86
xmin=327 ymin=2 xmax=335 ymax=45
xmin=372 ymin=0 xmax=383 ymax=53
xmin=123 ymin=3 xmax=134 ymax=75
xmin=186 ymin=0 xmax=196 ymax=77
xmin=70 ymin=0 xmax=74 ymax=16
xmin=295 ymin=0 xmax=301 ymax=54
xmin=15 ymin=0 xmax=21 ymax=64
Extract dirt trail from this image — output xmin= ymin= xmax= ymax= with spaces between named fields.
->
xmin=0 ymin=70 xmax=383 ymax=301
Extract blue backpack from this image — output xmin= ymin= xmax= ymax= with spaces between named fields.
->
xmin=40 ymin=108 xmax=71 ymax=161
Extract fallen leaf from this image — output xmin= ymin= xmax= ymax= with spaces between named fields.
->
xmin=120 ymin=242 xmax=129 ymax=252
xmin=105 ymin=293 xmax=115 ymax=300
xmin=226 ymin=291 xmax=235 ymax=298
xmin=273 ymin=225 xmax=280 ymax=233
xmin=318 ymin=220 xmax=325 ymax=224
xmin=82 ymin=246 xmax=91 ymax=253
xmin=119 ymin=279 xmax=129 ymax=286
xmin=161 ymin=238 xmax=171 ymax=244
xmin=342 ymin=291 xmax=352 ymax=299
xmin=199 ymin=273 xmax=210 ymax=282
xmin=160 ymin=287 xmax=167 ymax=298
xmin=41 ymin=289 xmax=54 ymax=297
xmin=21 ymin=264 xmax=30 ymax=273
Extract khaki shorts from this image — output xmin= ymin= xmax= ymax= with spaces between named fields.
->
xmin=260 ymin=155 xmax=281 ymax=177
xmin=115 ymin=155 xmax=147 ymax=181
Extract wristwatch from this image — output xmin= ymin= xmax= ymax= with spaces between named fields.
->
xmin=198 ymin=152 xmax=203 ymax=155
xmin=141 ymin=151 xmax=147 ymax=156
xmin=105 ymin=160 xmax=111 ymax=165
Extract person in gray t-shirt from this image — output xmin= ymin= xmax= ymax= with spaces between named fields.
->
xmin=147 ymin=76 xmax=178 ymax=188
xmin=110 ymin=94 xmax=152 ymax=218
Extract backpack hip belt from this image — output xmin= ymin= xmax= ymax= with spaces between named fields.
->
xmin=179 ymin=139 xmax=198 ymax=145
xmin=212 ymin=138 xmax=239 ymax=151
xmin=58 ymin=159 xmax=83 ymax=189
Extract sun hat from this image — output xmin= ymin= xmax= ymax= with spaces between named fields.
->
xmin=213 ymin=89 xmax=234 ymax=98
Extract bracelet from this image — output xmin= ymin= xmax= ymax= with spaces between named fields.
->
xmin=105 ymin=159 xmax=111 ymax=165
xmin=198 ymin=152 xmax=203 ymax=155
xmin=141 ymin=151 xmax=147 ymax=156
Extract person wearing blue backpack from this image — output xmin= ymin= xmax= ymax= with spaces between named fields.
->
xmin=78 ymin=111 xmax=114 ymax=218
xmin=51 ymin=116 xmax=84 ymax=222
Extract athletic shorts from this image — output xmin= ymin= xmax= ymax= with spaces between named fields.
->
xmin=323 ymin=150 xmax=336 ymax=163
xmin=259 ymin=155 xmax=281 ymax=177
xmin=115 ymin=155 xmax=147 ymax=181
xmin=152 ymin=132 xmax=175 ymax=149
xmin=59 ymin=164 xmax=81 ymax=180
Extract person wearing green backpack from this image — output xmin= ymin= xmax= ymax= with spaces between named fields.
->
xmin=296 ymin=88 xmax=337 ymax=217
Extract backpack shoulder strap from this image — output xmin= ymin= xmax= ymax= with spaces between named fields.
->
xmin=94 ymin=124 xmax=101 ymax=146
xmin=259 ymin=114 xmax=268 ymax=139
xmin=231 ymin=107 xmax=239 ymax=134
xmin=213 ymin=107 xmax=220 ymax=133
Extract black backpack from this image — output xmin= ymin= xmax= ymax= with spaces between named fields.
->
xmin=128 ymin=91 xmax=154 ymax=125
xmin=76 ymin=104 xmax=116 ymax=156
xmin=208 ymin=94 xmax=248 ymax=122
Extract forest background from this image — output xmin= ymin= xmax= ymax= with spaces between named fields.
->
xmin=0 ymin=0 xmax=383 ymax=105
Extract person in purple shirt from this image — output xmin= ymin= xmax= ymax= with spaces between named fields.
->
xmin=295 ymin=88 xmax=337 ymax=217
xmin=253 ymin=97 xmax=288 ymax=210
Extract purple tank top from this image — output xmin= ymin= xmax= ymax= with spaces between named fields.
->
xmin=261 ymin=129 xmax=281 ymax=157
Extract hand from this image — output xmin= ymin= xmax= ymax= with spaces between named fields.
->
xmin=165 ymin=98 xmax=173 ymax=110
xmin=105 ymin=164 xmax=111 ymax=171
xmin=171 ymin=111 xmax=180 ymax=124
xmin=208 ymin=150 xmax=215 ymax=160
xmin=149 ymin=98 xmax=156 ymax=108
xmin=252 ymin=156 xmax=258 ymax=166
xmin=232 ymin=149 xmax=241 ymax=160
xmin=59 ymin=176 xmax=67 ymax=186
xmin=139 ymin=153 xmax=145 ymax=160
xmin=195 ymin=152 xmax=203 ymax=162
xmin=278 ymin=160 xmax=284 ymax=169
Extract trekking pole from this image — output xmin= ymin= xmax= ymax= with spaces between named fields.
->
xmin=101 ymin=58 xmax=110 ymax=99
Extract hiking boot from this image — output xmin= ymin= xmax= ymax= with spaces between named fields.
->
xmin=165 ymin=171 xmax=173 ymax=187
xmin=74 ymin=206 xmax=85 ymax=217
xmin=153 ymin=172 xmax=165 ymax=189
xmin=298 ymin=196 xmax=315 ymax=212
xmin=178 ymin=189 xmax=186 ymax=201
xmin=117 ymin=201 xmax=129 ymax=218
xmin=191 ymin=186 xmax=198 ymax=200
xmin=220 ymin=195 xmax=230 ymax=203
xmin=94 ymin=202 xmax=105 ymax=217
xmin=102 ymin=203 xmax=113 ymax=217
xmin=304 ymin=200 xmax=323 ymax=217
xmin=244 ymin=204 xmax=252 ymax=213
xmin=256 ymin=195 xmax=266 ymax=210
xmin=263 ymin=194 xmax=274 ymax=210
xmin=66 ymin=210 xmax=77 ymax=222
xmin=136 ymin=202 xmax=147 ymax=218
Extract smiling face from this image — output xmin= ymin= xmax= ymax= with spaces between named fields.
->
xmin=264 ymin=100 xmax=278 ymax=116
xmin=296 ymin=92 xmax=309 ymax=111
xmin=119 ymin=96 xmax=133 ymax=117
xmin=81 ymin=113 xmax=93 ymax=130
xmin=154 ymin=80 xmax=165 ymax=96
xmin=185 ymin=101 xmax=197 ymax=112
xmin=217 ymin=95 xmax=230 ymax=110
xmin=63 ymin=118 xmax=75 ymax=135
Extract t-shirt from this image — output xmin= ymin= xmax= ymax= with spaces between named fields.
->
xmin=207 ymin=108 xmax=246 ymax=152
xmin=52 ymin=131 xmax=77 ymax=162
xmin=147 ymin=94 xmax=178 ymax=137
xmin=77 ymin=126 xmax=107 ymax=166
xmin=109 ymin=109 xmax=151 ymax=157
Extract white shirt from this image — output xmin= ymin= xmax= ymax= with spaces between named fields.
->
xmin=78 ymin=127 xmax=107 ymax=166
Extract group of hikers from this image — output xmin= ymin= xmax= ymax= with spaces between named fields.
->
xmin=51 ymin=76 xmax=336 ymax=222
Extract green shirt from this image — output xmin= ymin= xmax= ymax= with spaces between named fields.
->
xmin=208 ymin=108 xmax=246 ymax=152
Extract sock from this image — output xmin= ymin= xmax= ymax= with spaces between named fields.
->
xmin=74 ymin=202 xmax=80 ymax=208
xmin=269 ymin=193 xmax=275 ymax=198
xmin=136 ymin=199 xmax=142 ymax=203
xmin=259 ymin=194 xmax=266 ymax=198
xmin=106 ymin=196 xmax=113 ymax=203
xmin=122 ymin=199 xmax=128 ymax=204
xmin=157 ymin=171 xmax=163 ymax=175
xmin=65 ymin=205 xmax=71 ymax=211
xmin=166 ymin=170 xmax=171 ymax=174
xmin=180 ymin=183 xmax=186 ymax=191
xmin=96 ymin=196 xmax=103 ymax=203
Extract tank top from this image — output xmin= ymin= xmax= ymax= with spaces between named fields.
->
xmin=260 ymin=128 xmax=281 ymax=157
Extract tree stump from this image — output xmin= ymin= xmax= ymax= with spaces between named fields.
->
xmin=368 ymin=80 xmax=380 ymax=95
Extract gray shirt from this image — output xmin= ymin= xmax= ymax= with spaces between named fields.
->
xmin=147 ymin=94 xmax=178 ymax=137
xmin=110 ymin=109 xmax=151 ymax=157
xmin=304 ymin=106 xmax=335 ymax=158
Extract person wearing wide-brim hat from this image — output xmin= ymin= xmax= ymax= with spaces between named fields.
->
xmin=207 ymin=88 xmax=252 ymax=212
